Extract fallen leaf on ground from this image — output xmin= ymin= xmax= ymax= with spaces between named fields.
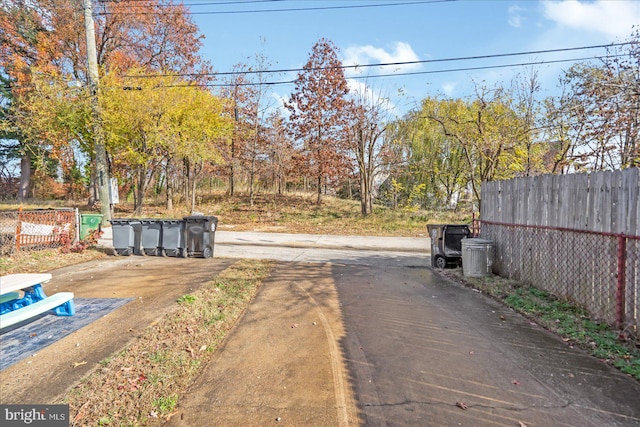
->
xmin=455 ymin=401 xmax=468 ymax=410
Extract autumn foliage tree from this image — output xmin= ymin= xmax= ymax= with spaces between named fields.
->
xmin=101 ymin=70 xmax=231 ymax=214
xmin=286 ymin=38 xmax=351 ymax=205
xmin=1 ymin=0 xmax=210 ymax=202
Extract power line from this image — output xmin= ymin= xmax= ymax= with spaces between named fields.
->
xmin=96 ymin=0 xmax=453 ymax=15
xmin=152 ymin=53 xmax=631 ymax=88
xmin=4 ymin=51 xmax=629 ymax=92
xmin=97 ymin=0 xmax=284 ymax=4
xmin=122 ymin=42 xmax=630 ymax=79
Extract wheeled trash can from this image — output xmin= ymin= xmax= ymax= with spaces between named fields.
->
xmin=161 ymin=220 xmax=186 ymax=257
xmin=140 ymin=219 xmax=162 ymax=256
xmin=427 ymin=224 xmax=471 ymax=269
xmin=183 ymin=215 xmax=218 ymax=258
xmin=110 ymin=219 xmax=140 ymax=256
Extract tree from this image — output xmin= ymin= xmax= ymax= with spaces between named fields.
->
xmin=166 ymin=86 xmax=231 ymax=213
xmin=344 ymin=85 xmax=391 ymax=215
xmin=286 ymin=38 xmax=350 ymax=204
xmin=411 ymin=101 xmax=469 ymax=208
xmin=1 ymin=68 xmax=92 ymax=199
xmin=221 ymin=50 xmax=278 ymax=205
xmin=1 ymin=0 xmax=210 ymax=202
xmin=1 ymin=0 xmax=57 ymax=200
xmin=427 ymin=84 xmax=526 ymax=209
xmin=542 ymin=30 xmax=639 ymax=172
xmin=101 ymin=70 xmax=230 ymax=214
xmin=219 ymin=67 xmax=250 ymax=196
xmin=264 ymin=111 xmax=294 ymax=196
xmin=511 ymin=68 xmax=547 ymax=177
xmin=540 ymin=82 xmax=592 ymax=173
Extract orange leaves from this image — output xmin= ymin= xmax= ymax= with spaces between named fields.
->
xmin=286 ymin=39 xmax=352 ymax=203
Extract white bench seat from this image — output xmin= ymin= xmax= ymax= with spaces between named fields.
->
xmin=0 ymin=292 xmax=75 ymax=330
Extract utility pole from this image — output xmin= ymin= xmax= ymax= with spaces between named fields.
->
xmin=83 ymin=0 xmax=111 ymax=224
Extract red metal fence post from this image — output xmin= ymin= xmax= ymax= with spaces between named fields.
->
xmin=616 ymin=235 xmax=626 ymax=329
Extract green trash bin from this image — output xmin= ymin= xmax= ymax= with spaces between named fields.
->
xmin=80 ymin=213 xmax=103 ymax=240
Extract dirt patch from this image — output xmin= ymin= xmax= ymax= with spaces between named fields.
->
xmin=64 ymin=259 xmax=274 ymax=426
xmin=0 ymin=256 xmax=235 ymax=404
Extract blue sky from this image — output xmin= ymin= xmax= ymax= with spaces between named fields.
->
xmin=189 ymin=0 xmax=640 ymax=116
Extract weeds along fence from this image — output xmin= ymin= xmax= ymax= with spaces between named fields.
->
xmin=0 ymin=208 xmax=77 ymax=256
xmin=480 ymin=168 xmax=640 ymax=335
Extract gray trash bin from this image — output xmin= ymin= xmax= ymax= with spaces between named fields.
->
xmin=161 ymin=220 xmax=186 ymax=257
xmin=110 ymin=219 xmax=139 ymax=256
xmin=183 ymin=215 xmax=218 ymax=258
xmin=427 ymin=224 xmax=471 ymax=269
xmin=461 ymin=238 xmax=494 ymax=277
xmin=140 ymin=219 xmax=162 ymax=256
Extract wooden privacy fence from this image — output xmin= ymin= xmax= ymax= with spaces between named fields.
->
xmin=480 ymin=168 xmax=640 ymax=335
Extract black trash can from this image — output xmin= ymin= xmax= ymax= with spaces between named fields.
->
xmin=183 ymin=215 xmax=218 ymax=258
xmin=426 ymin=224 xmax=471 ymax=269
xmin=140 ymin=219 xmax=162 ymax=256
xmin=161 ymin=220 xmax=186 ymax=257
xmin=110 ymin=219 xmax=140 ymax=256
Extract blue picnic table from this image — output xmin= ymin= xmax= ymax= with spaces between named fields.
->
xmin=0 ymin=273 xmax=74 ymax=330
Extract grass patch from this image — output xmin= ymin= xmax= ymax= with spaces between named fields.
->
xmin=439 ymin=268 xmax=640 ymax=381
xmin=2 ymin=193 xmax=474 ymax=238
xmin=62 ymin=259 xmax=274 ymax=426
xmin=0 ymin=247 xmax=107 ymax=275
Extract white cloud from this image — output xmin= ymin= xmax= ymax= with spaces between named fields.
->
xmin=342 ymin=42 xmax=421 ymax=77
xmin=441 ymin=82 xmax=458 ymax=97
xmin=346 ymin=79 xmax=399 ymax=116
xmin=508 ymin=5 xmax=526 ymax=28
xmin=542 ymin=0 xmax=639 ymax=39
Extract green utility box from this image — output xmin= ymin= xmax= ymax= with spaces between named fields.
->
xmin=80 ymin=213 xmax=103 ymax=240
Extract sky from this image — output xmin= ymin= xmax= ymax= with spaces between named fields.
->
xmin=186 ymin=0 xmax=639 ymax=117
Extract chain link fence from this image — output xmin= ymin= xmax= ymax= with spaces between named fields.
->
xmin=0 ymin=209 xmax=77 ymax=256
xmin=480 ymin=221 xmax=639 ymax=337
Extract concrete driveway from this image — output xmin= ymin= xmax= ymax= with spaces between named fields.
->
xmin=198 ymin=231 xmax=640 ymax=426
xmin=3 ymin=229 xmax=639 ymax=426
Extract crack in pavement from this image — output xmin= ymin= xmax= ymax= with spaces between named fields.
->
xmin=363 ymin=399 xmax=574 ymax=412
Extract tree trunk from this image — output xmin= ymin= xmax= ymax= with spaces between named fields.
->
xmin=229 ymin=138 xmax=235 ymax=196
xmin=360 ymin=175 xmax=367 ymax=215
xmin=190 ymin=160 xmax=202 ymax=213
xmin=134 ymin=166 xmax=145 ymax=216
xmin=316 ymin=174 xmax=322 ymax=204
xmin=183 ymin=158 xmax=190 ymax=205
xmin=191 ymin=175 xmax=197 ymax=213
xmin=165 ymin=158 xmax=174 ymax=211
xmin=18 ymin=152 xmax=31 ymax=201
xmin=249 ymin=157 xmax=256 ymax=207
